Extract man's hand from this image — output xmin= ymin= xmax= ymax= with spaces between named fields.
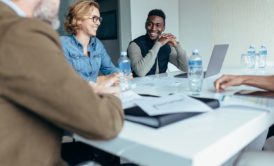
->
xmin=214 ymin=75 xmax=245 ymax=92
xmin=158 ymin=33 xmax=177 ymax=47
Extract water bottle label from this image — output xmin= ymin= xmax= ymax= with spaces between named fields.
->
xmin=188 ymin=60 xmax=202 ymax=66
xmin=119 ymin=62 xmax=131 ymax=75
xmin=248 ymin=48 xmax=256 ymax=56
xmin=259 ymin=50 xmax=267 ymax=56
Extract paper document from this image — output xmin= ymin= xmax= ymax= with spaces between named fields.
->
xmin=220 ymin=95 xmax=274 ymax=112
xmin=120 ymin=90 xmax=142 ymax=109
xmin=135 ymin=94 xmax=213 ymax=116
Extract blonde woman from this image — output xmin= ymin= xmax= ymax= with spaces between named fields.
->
xmin=61 ymin=0 xmax=119 ymax=85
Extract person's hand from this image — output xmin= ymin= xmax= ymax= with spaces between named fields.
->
xmin=126 ymin=72 xmax=133 ymax=80
xmin=89 ymin=74 xmax=121 ymax=96
xmin=89 ymin=81 xmax=120 ymax=97
xmin=214 ymin=75 xmax=245 ymax=92
xmin=158 ymin=33 xmax=177 ymax=47
xmin=97 ymin=73 xmax=120 ymax=87
xmin=165 ymin=33 xmax=177 ymax=47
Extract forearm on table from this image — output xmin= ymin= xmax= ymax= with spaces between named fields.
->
xmin=242 ymin=75 xmax=274 ymax=91
xmin=128 ymin=42 xmax=161 ymax=76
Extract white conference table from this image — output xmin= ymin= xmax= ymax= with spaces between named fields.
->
xmin=74 ymin=68 xmax=274 ymax=166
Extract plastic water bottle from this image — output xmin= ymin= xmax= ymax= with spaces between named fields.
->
xmin=247 ymin=45 xmax=256 ymax=69
xmin=258 ymin=45 xmax=267 ymax=68
xmin=118 ymin=51 xmax=131 ymax=91
xmin=188 ymin=49 xmax=203 ymax=94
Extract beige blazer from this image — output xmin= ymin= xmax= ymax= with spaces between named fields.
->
xmin=0 ymin=2 xmax=124 ymax=166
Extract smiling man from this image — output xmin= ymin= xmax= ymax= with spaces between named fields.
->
xmin=127 ymin=9 xmax=188 ymax=77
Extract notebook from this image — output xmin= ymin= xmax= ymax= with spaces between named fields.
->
xmin=125 ymin=107 xmax=202 ymax=128
xmin=124 ymin=96 xmax=220 ymax=128
xmin=175 ymin=44 xmax=229 ymax=78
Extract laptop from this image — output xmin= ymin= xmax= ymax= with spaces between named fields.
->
xmin=174 ymin=44 xmax=229 ymax=78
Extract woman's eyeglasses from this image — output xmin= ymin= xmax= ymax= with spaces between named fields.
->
xmin=88 ymin=16 xmax=103 ymax=23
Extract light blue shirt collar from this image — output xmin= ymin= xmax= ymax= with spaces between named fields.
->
xmin=0 ymin=0 xmax=26 ymax=17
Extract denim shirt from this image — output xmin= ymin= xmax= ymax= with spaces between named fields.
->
xmin=60 ymin=35 xmax=118 ymax=82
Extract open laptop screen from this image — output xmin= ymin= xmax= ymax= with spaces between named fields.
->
xmin=174 ymin=44 xmax=229 ymax=78
xmin=204 ymin=44 xmax=228 ymax=78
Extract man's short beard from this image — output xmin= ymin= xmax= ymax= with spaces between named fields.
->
xmin=33 ymin=1 xmax=60 ymax=30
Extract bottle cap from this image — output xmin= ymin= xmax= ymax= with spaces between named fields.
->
xmin=121 ymin=51 xmax=127 ymax=56
xmin=192 ymin=49 xmax=199 ymax=55
xmin=249 ymin=45 xmax=255 ymax=48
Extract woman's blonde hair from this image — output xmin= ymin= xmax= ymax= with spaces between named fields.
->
xmin=64 ymin=0 xmax=100 ymax=35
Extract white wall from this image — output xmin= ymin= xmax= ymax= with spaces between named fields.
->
xmin=179 ymin=0 xmax=274 ymax=68
xmin=179 ymin=0 xmax=213 ymax=67
xmin=118 ymin=0 xmax=132 ymax=52
xmin=212 ymin=0 xmax=274 ymax=67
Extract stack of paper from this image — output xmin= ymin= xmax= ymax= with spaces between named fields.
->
xmin=120 ymin=92 xmax=218 ymax=128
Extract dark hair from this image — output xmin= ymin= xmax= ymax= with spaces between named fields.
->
xmin=147 ymin=9 xmax=166 ymax=24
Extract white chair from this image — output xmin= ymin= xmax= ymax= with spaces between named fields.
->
xmin=235 ymin=136 xmax=274 ymax=166
xmin=234 ymin=151 xmax=274 ymax=166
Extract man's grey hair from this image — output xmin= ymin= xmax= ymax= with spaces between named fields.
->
xmin=34 ymin=0 xmax=60 ymax=30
